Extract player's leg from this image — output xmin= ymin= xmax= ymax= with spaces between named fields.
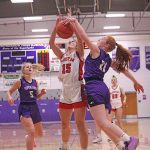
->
xmin=110 ymin=110 xmax=115 ymax=123
xmin=20 ymin=116 xmax=35 ymax=150
xmin=74 ymin=106 xmax=88 ymax=150
xmin=34 ymin=122 xmax=43 ymax=137
xmin=92 ymin=121 xmax=102 ymax=143
xmin=59 ymin=107 xmax=73 ymax=149
xmin=90 ymin=104 xmax=138 ymax=150
xmin=115 ymin=107 xmax=123 ymax=129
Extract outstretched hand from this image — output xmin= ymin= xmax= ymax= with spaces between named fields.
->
xmin=56 ymin=16 xmax=62 ymax=26
xmin=134 ymin=82 xmax=144 ymax=93
xmin=41 ymin=89 xmax=47 ymax=95
xmin=8 ymin=98 xmax=14 ymax=105
xmin=63 ymin=16 xmax=76 ymax=25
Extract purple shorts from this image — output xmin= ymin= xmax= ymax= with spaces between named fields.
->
xmin=85 ymin=80 xmax=111 ymax=113
xmin=18 ymin=102 xmax=42 ymax=124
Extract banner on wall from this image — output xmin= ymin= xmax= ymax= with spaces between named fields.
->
xmin=145 ymin=46 xmax=150 ymax=71
xmin=49 ymin=43 xmax=66 ymax=72
xmin=49 ymin=48 xmax=65 ymax=72
xmin=3 ymin=74 xmax=21 ymax=90
xmin=128 ymin=47 xmax=140 ymax=72
xmin=112 ymin=50 xmax=116 ymax=59
xmin=34 ymin=72 xmax=51 ymax=89
xmin=37 ymin=50 xmax=50 ymax=71
xmin=0 ymin=72 xmax=50 ymax=91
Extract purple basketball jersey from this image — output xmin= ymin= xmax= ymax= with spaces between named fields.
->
xmin=83 ymin=49 xmax=112 ymax=111
xmin=18 ymin=78 xmax=38 ymax=103
xmin=84 ymin=48 xmax=111 ymax=81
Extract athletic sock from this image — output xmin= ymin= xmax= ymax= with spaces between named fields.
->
xmin=97 ymin=133 xmax=102 ymax=138
xmin=120 ymin=133 xmax=130 ymax=142
xmin=116 ymin=140 xmax=125 ymax=150
xmin=62 ymin=142 xmax=68 ymax=149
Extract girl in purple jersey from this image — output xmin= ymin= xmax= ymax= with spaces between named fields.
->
xmin=65 ymin=17 xmax=144 ymax=150
xmin=7 ymin=62 xmax=46 ymax=150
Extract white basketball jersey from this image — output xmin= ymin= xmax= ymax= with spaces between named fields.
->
xmin=58 ymin=51 xmax=83 ymax=85
xmin=58 ymin=51 xmax=84 ymax=104
xmin=109 ymin=85 xmax=122 ymax=109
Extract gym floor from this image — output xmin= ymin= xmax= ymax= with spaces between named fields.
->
xmin=0 ymin=118 xmax=150 ymax=150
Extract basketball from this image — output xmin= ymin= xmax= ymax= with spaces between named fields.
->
xmin=56 ymin=21 xmax=74 ymax=39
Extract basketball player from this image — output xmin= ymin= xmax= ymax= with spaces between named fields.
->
xmin=7 ymin=62 xmax=46 ymax=150
xmin=110 ymin=75 xmax=126 ymax=129
xmin=49 ymin=17 xmax=88 ymax=150
xmin=93 ymin=75 xmax=126 ymax=144
xmin=65 ymin=17 xmax=144 ymax=150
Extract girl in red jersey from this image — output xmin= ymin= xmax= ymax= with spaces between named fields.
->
xmin=49 ymin=17 xmax=88 ymax=150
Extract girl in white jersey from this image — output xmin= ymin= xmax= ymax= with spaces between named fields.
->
xmin=49 ymin=17 xmax=88 ymax=150
xmin=110 ymin=75 xmax=126 ymax=129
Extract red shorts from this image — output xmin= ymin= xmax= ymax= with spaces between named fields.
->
xmin=59 ymin=84 xmax=87 ymax=109
xmin=59 ymin=100 xmax=87 ymax=109
xmin=111 ymin=107 xmax=122 ymax=112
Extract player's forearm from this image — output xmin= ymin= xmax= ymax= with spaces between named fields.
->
xmin=6 ymin=91 xmax=12 ymax=100
xmin=49 ymin=27 xmax=57 ymax=47
xmin=122 ymin=69 xmax=138 ymax=84
xmin=74 ymin=19 xmax=89 ymax=44
xmin=37 ymin=92 xmax=44 ymax=99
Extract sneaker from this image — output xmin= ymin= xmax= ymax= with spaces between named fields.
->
xmin=125 ymin=136 xmax=139 ymax=150
xmin=107 ymin=138 xmax=112 ymax=142
xmin=92 ymin=136 xmax=102 ymax=143
xmin=58 ymin=146 xmax=71 ymax=150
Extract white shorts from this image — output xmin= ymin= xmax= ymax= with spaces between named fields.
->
xmin=60 ymin=82 xmax=82 ymax=104
xmin=111 ymin=100 xmax=122 ymax=109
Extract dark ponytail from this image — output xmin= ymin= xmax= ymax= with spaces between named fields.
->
xmin=115 ymin=43 xmax=132 ymax=72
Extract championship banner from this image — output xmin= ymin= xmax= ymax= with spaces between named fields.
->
xmin=145 ymin=46 xmax=150 ymax=71
xmin=112 ymin=50 xmax=116 ymax=59
xmin=128 ymin=47 xmax=140 ymax=72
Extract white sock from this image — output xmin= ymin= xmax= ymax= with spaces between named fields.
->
xmin=120 ymin=133 xmax=130 ymax=142
xmin=62 ymin=142 xmax=68 ymax=149
xmin=116 ymin=140 xmax=125 ymax=150
xmin=97 ymin=133 xmax=102 ymax=138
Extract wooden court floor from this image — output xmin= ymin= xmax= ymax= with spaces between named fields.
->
xmin=0 ymin=118 xmax=150 ymax=150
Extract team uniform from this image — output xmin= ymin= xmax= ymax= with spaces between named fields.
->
xmin=109 ymin=85 xmax=123 ymax=111
xmin=58 ymin=51 xmax=87 ymax=109
xmin=18 ymin=78 xmax=42 ymax=124
xmin=84 ymin=48 xmax=112 ymax=112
